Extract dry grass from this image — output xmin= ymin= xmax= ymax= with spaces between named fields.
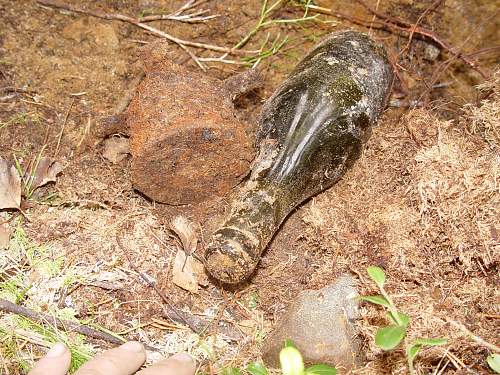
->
xmin=463 ymin=69 xmax=500 ymax=149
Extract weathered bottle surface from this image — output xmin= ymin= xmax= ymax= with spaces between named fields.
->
xmin=205 ymin=31 xmax=394 ymax=284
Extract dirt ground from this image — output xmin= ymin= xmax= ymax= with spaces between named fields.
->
xmin=0 ymin=0 xmax=498 ymax=374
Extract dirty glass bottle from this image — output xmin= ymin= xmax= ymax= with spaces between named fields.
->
xmin=205 ymin=31 xmax=394 ymax=284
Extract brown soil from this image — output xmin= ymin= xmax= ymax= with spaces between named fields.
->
xmin=0 ymin=0 xmax=498 ymax=374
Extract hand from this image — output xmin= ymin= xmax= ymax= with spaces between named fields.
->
xmin=29 ymin=341 xmax=196 ymax=375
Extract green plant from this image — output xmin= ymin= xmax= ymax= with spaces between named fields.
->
xmin=0 ymin=227 xmax=94 ymax=373
xmin=234 ymin=0 xmax=318 ymax=66
xmin=488 ymin=353 xmax=500 ymax=373
xmin=0 ymin=112 xmax=41 ymax=131
xmin=362 ymin=266 xmax=447 ymax=374
xmin=13 ymin=147 xmax=45 ymax=199
xmin=244 ymin=341 xmax=336 ymax=375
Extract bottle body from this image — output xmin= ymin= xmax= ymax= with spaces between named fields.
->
xmin=206 ymin=31 xmax=394 ymax=284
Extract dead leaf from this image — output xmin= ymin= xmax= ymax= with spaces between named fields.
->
xmin=170 ymin=215 xmax=197 ymax=255
xmin=238 ymin=318 xmax=272 ymax=335
xmin=238 ymin=319 xmax=258 ymax=335
xmin=0 ymin=158 xmax=21 ymax=210
xmin=103 ymin=136 xmax=130 ymax=163
xmin=0 ymin=223 xmax=10 ymax=249
xmin=29 ymin=157 xmax=64 ymax=191
xmin=172 ymin=249 xmax=207 ymax=293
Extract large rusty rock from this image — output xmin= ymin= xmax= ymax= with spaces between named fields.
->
xmin=126 ymin=44 xmax=254 ymax=204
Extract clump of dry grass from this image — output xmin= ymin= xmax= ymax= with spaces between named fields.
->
xmin=300 ymin=72 xmax=499 ymax=373
xmin=463 ymin=68 xmax=500 ymax=149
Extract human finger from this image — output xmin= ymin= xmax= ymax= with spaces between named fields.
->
xmin=28 ymin=342 xmax=71 ymax=375
xmin=137 ymin=353 xmax=196 ymax=375
xmin=75 ymin=341 xmax=146 ymax=375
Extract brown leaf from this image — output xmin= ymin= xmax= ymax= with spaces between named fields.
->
xmin=172 ymin=249 xmax=207 ymax=293
xmin=0 ymin=158 xmax=21 ymax=210
xmin=102 ymin=137 xmax=130 ymax=163
xmin=170 ymin=215 xmax=197 ymax=255
xmin=29 ymin=157 xmax=64 ymax=191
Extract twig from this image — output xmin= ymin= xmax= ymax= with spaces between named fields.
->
xmin=446 ymin=318 xmax=500 ymax=353
xmin=161 ymin=304 xmax=242 ymax=340
xmin=465 ymin=46 xmax=500 ymax=58
xmin=53 ymin=98 xmax=74 ymax=158
xmin=139 ymin=1 xmax=217 ymax=24
xmin=0 ymin=298 xmax=126 ymax=346
xmin=309 ymin=2 xmax=489 ymax=79
xmin=36 ymin=0 xmax=256 ymax=71
xmin=355 ymin=0 xmax=488 ymax=78
xmin=400 ymin=0 xmax=443 ymax=56
xmin=116 ymin=235 xmax=201 ymax=334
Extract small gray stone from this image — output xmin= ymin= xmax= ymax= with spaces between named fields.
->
xmin=262 ymin=274 xmax=362 ymax=372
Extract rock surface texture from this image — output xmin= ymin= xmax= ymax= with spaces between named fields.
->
xmin=126 ymin=42 xmax=254 ymax=204
xmin=262 ymin=274 xmax=362 ymax=372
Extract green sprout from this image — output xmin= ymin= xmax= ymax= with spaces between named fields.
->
xmin=244 ymin=340 xmax=336 ymax=375
xmin=362 ymin=266 xmax=447 ymax=374
xmin=235 ymin=0 xmax=318 ymax=66
xmin=488 ymin=354 xmax=500 ymax=373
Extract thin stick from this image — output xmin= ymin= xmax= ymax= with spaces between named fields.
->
xmin=36 ymin=0 xmax=255 ymax=57
xmin=446 ymin=318 xmax=500 ymax=353
xmin=0 ymin=298 xmax=126 ymax=346
xmin=400 ymin=0 xmax=442 ymax=56
xmin=309 ymin=3 xmax=489 ymax=79
xmin=355 ymin=0 xmax=489 ymax=78
xmin=53 ymin=98 xmax=74 ymax=158
xmin=116 ymin=235 xmax=201 ymax=334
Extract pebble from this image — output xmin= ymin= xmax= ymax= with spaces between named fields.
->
xmin=261 ymin=274 xmax=362 ymax=372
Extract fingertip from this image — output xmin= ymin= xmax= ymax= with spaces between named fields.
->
xmin=137 ymin=352 xmax=196 ymax=375
xmin=28 ymin=343 xmax=71 ymax=375
xmin=119 ymin=341 xmax=145 ymax=353
xmin=46 ymin=342 xmax=69 ymax=357
xmin=75 ymin=341 xmax=146 ymax=375
xmin=170 ymin=352 xmax=194 ymax=363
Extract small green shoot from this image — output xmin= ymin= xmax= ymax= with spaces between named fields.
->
xmin=363 ymin=266 xmax=447 ymax=374
xmin=279 ymin=340 xmax=336 ymax=375
xmin=406 ymin=338 xmax=448 ymax=366
xmin=13 ymin=146 xmax=47 ymax=199
xmin=241 ymin=340 xmax=336 ymax=375
xmin=222 ymin=368 xmax=241 ymax=375
xmin=488 ymin=354 xmax=500 ymax=373
xmin=234 ymin=0 xmax=318 ymax=66
xmin=246 ymin=361 xmax=269 ymax=375
xmin=0 ymin=112 xmax=41 ymax=131
xmin=280 ymin=346 xmax=305 ymax=375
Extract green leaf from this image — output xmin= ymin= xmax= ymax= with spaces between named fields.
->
xmin=305 ymin=363 xmax=337 ymax=375
xmin=406 ymin=344 xmax=422 ymax=364
xmin=487 ymin=354 xmax=500 ymax=373
xmin=222 ymin=368 xmax=241 ymax=375
xmin=367 ymin=266 xmax=386 ymax=288
xmin=406 ymin=338 xmax=446 ymax=366
xmin=375 ymin=325 xmax=406 ymax=350
xmin=284 ymin=339 xmax=297 ymax=348
xmin=280 ymin=346 xmax=305 ymax=375
xmin=360 ymin=295 xmax=391 ymax=307
xmin=246 ymin=362 xmax=269 ymax=375
xmin=412 ymin=338 xmax=447 ymax=346
xmin=387 ymin=311 xmax=410 ymax=328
